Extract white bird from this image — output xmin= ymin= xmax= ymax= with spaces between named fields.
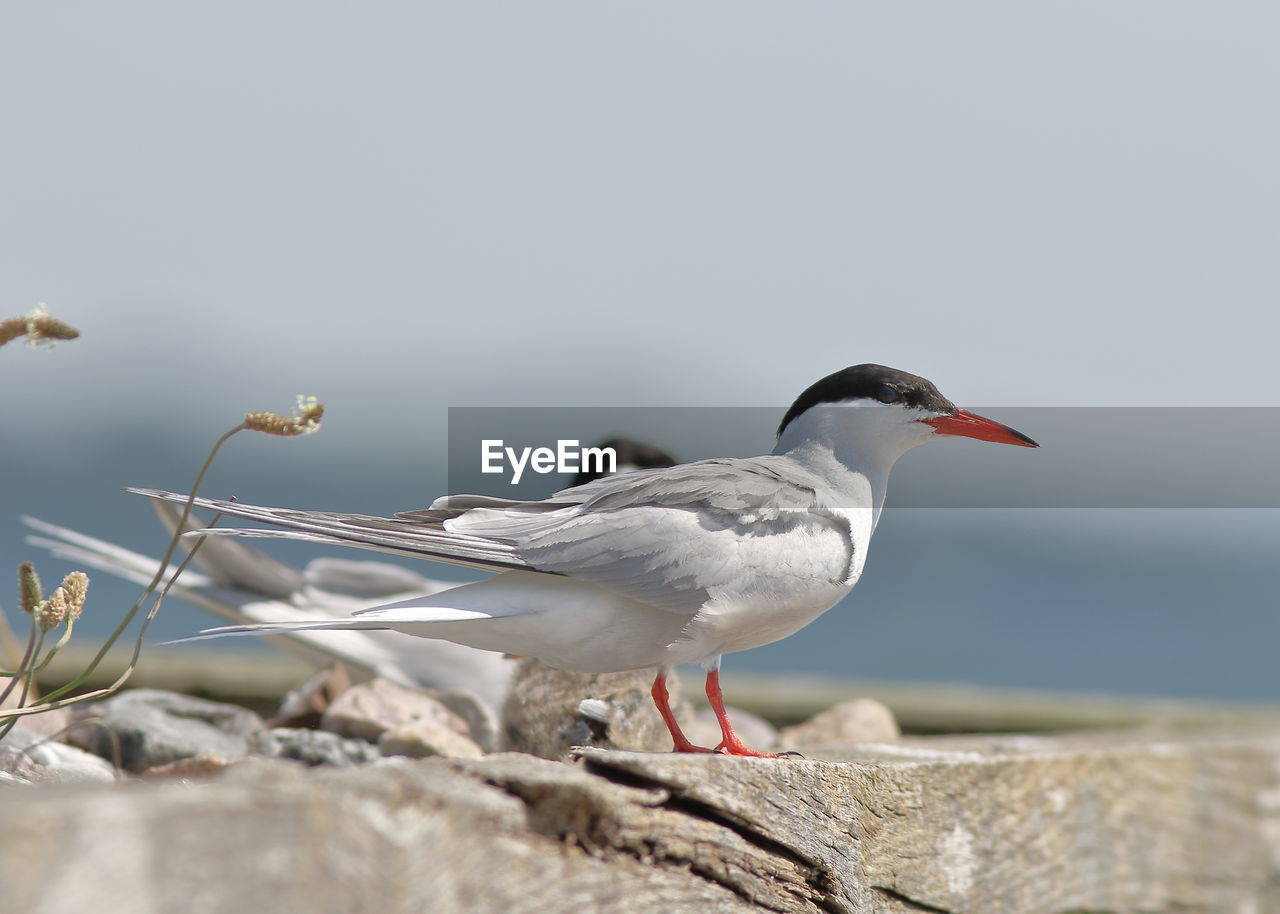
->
xmin=133 ymin=364 xmax=1037 ymax=757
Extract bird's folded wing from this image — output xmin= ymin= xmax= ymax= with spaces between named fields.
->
xmin=442 ymin=457 xmax=852 ymax=613
xmin=130 ymin=457 xmax=852 ymax=617
xmin=126 ymin=488 xmax=535 ymax=573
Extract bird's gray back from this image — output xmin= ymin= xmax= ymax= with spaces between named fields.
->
xmin=442 ymin=457 xmax=857 ymax=614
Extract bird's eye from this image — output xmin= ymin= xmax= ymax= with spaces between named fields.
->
xmin=876 ymin=385 xmax=899 ymax=404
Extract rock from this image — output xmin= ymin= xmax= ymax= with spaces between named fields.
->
xmin=319 ymin=678 xmax=472 ymax=743
xmin=140 ymin=755 xmax=237 ymax=779
xmin=269 ymin=664 xmax=352 ymax=729
xmin=379 ymin=722 xmax=484 ymax=759
xmin=69 ymin=688 xmax=264 ymax=772
xmin=684 ymin=706 xmax=779 ymax=753
xmin=777 ymin=697 xmax=901 ymax=749
xmin=427 ymin=688 xmax=500 ymax=753
xmin=251 ymin=727 xmax=382 ymax=767
xmin=0 ymin=728 xmax=119 ymax=785
xmin=501 ymin=659 xmax=691 ymax=759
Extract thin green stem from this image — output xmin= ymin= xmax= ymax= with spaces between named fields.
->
xmin=0 ymin=614 xmax=38 ymax=706
xmin=31 ymin=425 xmax=245 ymax=704
xmin=29 ymin=616 xmax=77 ymax=673
xmin=0 ymin=615 xmax=39 ymax=740
xmin=0 ymin=520 xmax=219 ymax=720
xmin=15 ymin=628 xmax=47 ymax=709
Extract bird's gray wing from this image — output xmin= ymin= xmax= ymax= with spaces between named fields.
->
xmin=442 ymin=457 xmax=855 ymax=614
xmin=130 ymin=456 xmax=855 ymax=616
xmin=126 ymin=488 xmax=535 ymax=573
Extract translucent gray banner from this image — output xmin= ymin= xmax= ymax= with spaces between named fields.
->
xmin=447 ymin=407 xmax=1280 ymax=508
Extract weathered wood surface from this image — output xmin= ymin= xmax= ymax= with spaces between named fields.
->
xmin=4 ymin=728 xmax=1280 ymax=913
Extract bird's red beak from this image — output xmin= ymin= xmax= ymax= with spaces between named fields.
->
xmin=921 ymin=409 xmax=1039 ymax=447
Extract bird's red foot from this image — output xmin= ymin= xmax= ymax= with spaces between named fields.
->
xmin=713 ymin=737 xmax=798 ymax=758
xmin=651 ymin=669 xmax=803 ymax=758
xmin=670 ymin=739 xmax=717 ymax=754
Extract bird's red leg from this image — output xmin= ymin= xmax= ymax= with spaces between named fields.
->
xmin=705 ymin=668 xmax=782 ymax=758
xmin=651 ymin=670 xmax=713 ymax=753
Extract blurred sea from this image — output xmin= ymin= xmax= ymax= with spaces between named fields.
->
xmin=3 ymin=418 xmax=1278 ymax=703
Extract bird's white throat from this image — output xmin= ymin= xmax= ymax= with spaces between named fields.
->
xmin=772 ymin=401 xmax=937 ymax=527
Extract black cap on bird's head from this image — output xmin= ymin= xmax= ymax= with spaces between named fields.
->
xmin=778 ymin=363 xmax=1038 ymax=448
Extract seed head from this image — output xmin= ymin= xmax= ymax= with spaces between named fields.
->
xmin=18 ymin=562 xmax=42 ymax=614
xmin=0 ymin=304 xmax=80 ymax=349
xmin=37 ymin=588 xmax=69 ymax=632
xmin=244 ymin=395 xmax=325 ymax=437
xmin=60 ymin=571 xmax=89 ymax=620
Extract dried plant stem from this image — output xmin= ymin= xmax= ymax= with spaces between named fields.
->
xmin=29 ymin=424 xmax=244 ymax=705
xmin=2 ymin=533 xmax=214 ymax=720
xmin=2 ymin=393 xmax=326 ymax=737
xmin=0 ymin=423 xmax=245 ymax=727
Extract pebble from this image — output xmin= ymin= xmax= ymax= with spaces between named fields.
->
xmin=319 ymin=678 xmax=473 ymax=743
xmin=777 ymin=698 xmax=901 ymax=749
xmin=70 ymin=688 xmax=265 ymax=772
xmin=251 ymin=727 xmax=382 ymax=767
xmin=0 ymin=728 xmax=119 ymax=785
xmin=378 ymin=723 xmax=484 ymax=759
xmin=140 ymin=755 xmax=238 ymax=779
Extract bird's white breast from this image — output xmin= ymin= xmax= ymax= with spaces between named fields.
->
xmin=660 ymin=512 xmax=863 ymax=663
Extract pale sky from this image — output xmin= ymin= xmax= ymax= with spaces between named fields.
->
xmin=4 ymin=2 xmax=1278 ymax=460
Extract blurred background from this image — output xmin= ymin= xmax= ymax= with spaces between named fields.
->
xmin=3 ymin=3 xmax=1277 ymax=701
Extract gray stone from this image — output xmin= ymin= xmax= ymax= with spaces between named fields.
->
xmin=0 ymin=728 xmax=119 ymax=785
xmin=500 ymin=659 xmax=690 ymax=759
xmin=70 ymin=688 xmax=264 ymax=772
xmin=379 ymin=722 xmax=484 ymax=759
xmin=319 ymin=677 xmax=473 ymax=743
xmin=777 ymin=697 xmax=901 ymax=749
xmin=251 ymin=727 xmax=381 ymax=767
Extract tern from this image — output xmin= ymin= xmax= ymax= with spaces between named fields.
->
xmin=133 ymin=364 xmax=1037 ymax=757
